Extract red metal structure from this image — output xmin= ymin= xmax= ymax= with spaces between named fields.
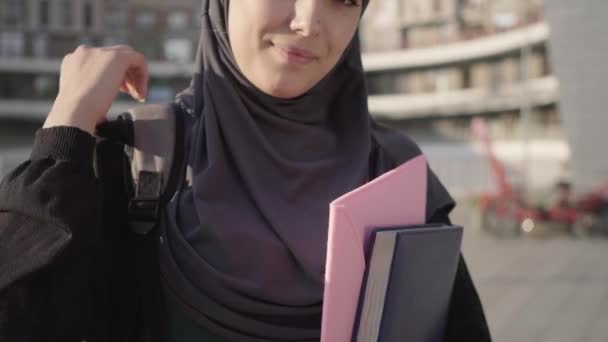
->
xmin=471 ymin=118 xmax=608 ymax=237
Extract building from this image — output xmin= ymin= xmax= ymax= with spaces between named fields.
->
xmin=1 ymin=0 xmax=592 ymax=192
xmin=0 ymin=0 xmax=200 ymax=173
xmin=359 ymin=0 xmax=557 ymax=142
xmin=0 ymin=0 xmax=199 ymax=60
xmin=0 ymin=0 xmax=199 ymax=104
xmin=543 ymin=0 xmax=608 ymax=192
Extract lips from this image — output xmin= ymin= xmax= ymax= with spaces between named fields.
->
xmin=273 ymin=43 xmax=319 ymax=65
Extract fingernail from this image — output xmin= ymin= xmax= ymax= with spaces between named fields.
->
xmin=138 ymin=97 xmax=146 ymax=103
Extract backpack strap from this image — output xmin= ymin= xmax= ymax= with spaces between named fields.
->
xmin=119 ymin=103 xmax=185 ymax=235
xmin=95 ymin=102 xmax=188 ymax=341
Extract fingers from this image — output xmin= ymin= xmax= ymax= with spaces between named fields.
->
xmin=69 ymin=44 xmax=149 ymax=101
xmin=105 ymin=45 xmax=149 ymax=102
xmin=122 ymin=69 xmax=146 ymax=103
xmin=116 ymin=47 xmax=149 ymax=101
xmin=128 ymin=66 xmax=148 ymax=102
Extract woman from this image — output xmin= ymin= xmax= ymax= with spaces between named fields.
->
xmin=0 ymin=0 xmax=491 ymax=341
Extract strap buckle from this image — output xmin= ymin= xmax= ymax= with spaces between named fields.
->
xmin=128 ymin=171 xmax=162 ymax=235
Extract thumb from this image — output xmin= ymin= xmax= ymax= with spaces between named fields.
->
xmin=123 ymin=70 xmax=146 ymax=103
xmin=123 ymin=51 xmax=149 ymax=101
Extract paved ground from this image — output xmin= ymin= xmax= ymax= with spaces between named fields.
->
xmin=453 ymin=204 xmax=608 ymax=342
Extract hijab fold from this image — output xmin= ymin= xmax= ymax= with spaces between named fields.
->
xmin=161 ymin=0 xmax=453 ymax=340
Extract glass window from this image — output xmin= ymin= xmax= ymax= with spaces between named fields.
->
xmin=62 ymin=0 xmax=73 ymax=28
xmin=2 ymin=0 xmax=22 ymax=27
xmin=492 ymin=13 xmax=518 ymax=29
xmin=148 ymin=86 xmax=175 ymax=102
xmin=34 ymin=75 xmax=55 ymax=97
xmin=164 ymin=38 xmax=193 ymax=63
xmin=80 ymin=35 xmax=93 ymax=45
xmin=40 ymin=0 xmax=50 ymax=27
xmin=32 ymin=33 xmax=48 ymax=58
xmin=433 ymin=0 xmax=442 ymax=14
xmin=467 ymin=0 xmax=485 ymax=6
xmin=168 ymin=11 xmax=189 ymax=31
xmin=133 ymin=39 xmax=158 ymax=60
xmin=365 ymin=72 xmax=397 ymax=95
xmin=103 ymin=36 xmax=127 ymax=47
xmin=0 ymin=31 xmax=24 ymax=57
xmin=83 ymin=1 xmax=94 ymax=30
xmin=136 ymin=10 xmax=156 ymax=29
xmin=106 ymin=7 xmax=127 ymax=28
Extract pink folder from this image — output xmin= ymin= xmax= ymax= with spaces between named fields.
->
xmin=321 ymin=155 xmax=428 ymax=342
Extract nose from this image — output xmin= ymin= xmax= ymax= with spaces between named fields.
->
xmin=289 ymin=0 xmax=322 ymax=37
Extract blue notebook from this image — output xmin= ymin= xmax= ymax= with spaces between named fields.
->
xmin=353 ymin=224 xmax=463 ymax=342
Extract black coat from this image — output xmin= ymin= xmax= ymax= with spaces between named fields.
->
xmin=0 ymin=127 xmax=491 ymax=342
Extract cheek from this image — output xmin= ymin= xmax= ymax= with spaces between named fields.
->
xmin=328 ymin=27 xmax=357 ymax=62
xmin=325 ymin=17 xmax=360 ymax=68
xmin=229 ymin=1 xmax=287 ymax=70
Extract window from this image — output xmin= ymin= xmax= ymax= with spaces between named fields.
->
xmin=80 ymin=35 xmax=93 ymax=45
xmin=148 ymin=86 xmax=175 ymax=102
xmin=34 ymin=75 xmax=55 ymax=97
xmin=433 ymin=0 xmax=442 ymax=14
xmin=168 ymin=11 xmax=189 ymax=31
xmin=400 ymin=28 xmax=410 ymax=49
xmin=2 ymin=0 xmax=22 ymax=27
xmin=0 ymin=31 xmax=24 ymax=57
xmin=133 ymin=40 xmax=158 ymax=60
xmin=136 ymin=10 xmax=156 ymax=29
xmin=32 ymin=33 xmax=48 ymax=57
xmin=40 ymin=0 xmax=50 ymax=27
xmin=492 ymin=13 xmax=518 ymax=29
xmin=164 ymin=38 xmax=193 ymax=63
xmin=105 ymin=7 xmax=127 ymax=29
xmin=467 ymin=0 xmax=485 ymax=6
xmin=365 ymin=72 xmax=397 ymax=95
xmin=83 ymin=1 xmax=94 ymax=30
xmin=62 ymin=0 xmax=73 ymax=28
xmin=103 ymin=36 xmax=127 ymax=47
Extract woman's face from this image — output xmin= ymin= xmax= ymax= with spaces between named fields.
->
xmin=228 ymin=0 xmax=363 ymax=99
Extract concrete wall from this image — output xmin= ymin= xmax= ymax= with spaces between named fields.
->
xmin=543 ymin=0 xmax=608 ymax=193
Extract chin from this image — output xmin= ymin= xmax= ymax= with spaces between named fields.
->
xmin=268 ymin=87 xmax=302 ymax=99
xmin=263 ymin=76 xmax=315 ymax=99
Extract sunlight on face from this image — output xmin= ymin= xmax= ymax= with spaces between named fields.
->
xmin=228 ymin=0 xmax=363 ymax=99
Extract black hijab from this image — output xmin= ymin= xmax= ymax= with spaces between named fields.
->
xmin=161 ymin=0 xmax=453 ymax=340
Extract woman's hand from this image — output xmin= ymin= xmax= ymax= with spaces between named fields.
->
xmin=44 ymin=45 xmax=149 ymax=135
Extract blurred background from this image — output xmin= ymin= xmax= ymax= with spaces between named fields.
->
xmin=0 ymin=0 xmax=607 ymax=341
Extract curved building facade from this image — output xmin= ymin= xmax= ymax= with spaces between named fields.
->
xmin=358 ymin=0 xmax=559 ymax=143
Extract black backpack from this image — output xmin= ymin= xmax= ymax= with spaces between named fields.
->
xmin=96 ymin=102 xmax=190 ymax=341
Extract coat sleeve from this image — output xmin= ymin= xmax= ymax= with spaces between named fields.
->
xmin=0 ymin=127 xmax=105 ymax=341
xmin=428 ymin=208 xmax=492 ymax=342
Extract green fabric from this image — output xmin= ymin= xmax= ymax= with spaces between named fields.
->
xmin=166 ymin=301 xmax=230 ymax=342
